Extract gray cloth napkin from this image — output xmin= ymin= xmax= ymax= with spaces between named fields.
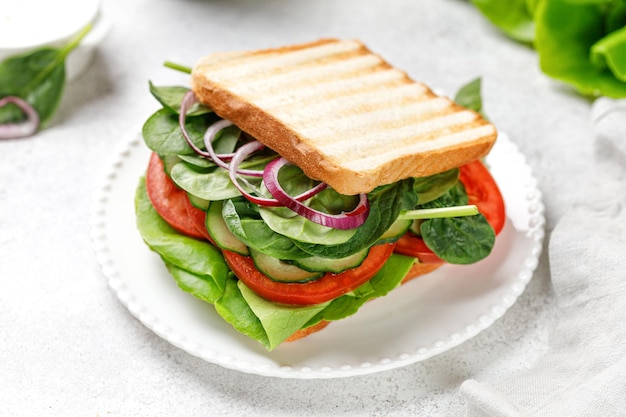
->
xmin=460 ymin=98 xmax=626 ymax=417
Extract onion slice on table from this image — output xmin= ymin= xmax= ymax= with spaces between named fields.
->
xmin=0 ymin=96 xmax=40 ymax=139
xmin=264 ymin=157 xmax=369 ymax=230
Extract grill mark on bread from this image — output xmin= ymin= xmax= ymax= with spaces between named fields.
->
xmin=228 ymin=54 xmax=386 ymax=95
xmin=315 ymin=109 xmax=479 ymax=152
xmin=274 ymin=83 xmax=432 ymax=122
xmin=249 ymin=68 xmax=409 ymax=109
xmin=201 ymin=39 xmax=364 ymax=81
xmin=291 ymin=97 xmax=457 ymax=142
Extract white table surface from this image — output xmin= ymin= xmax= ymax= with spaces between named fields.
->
xmin=0 ymin=0 xmax=599 ymax=415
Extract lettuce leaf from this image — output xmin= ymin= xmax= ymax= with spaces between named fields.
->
xmin=470 ymin=0 xmax=536 ymax=44
xmin=135 ymin=178 xmax=417 ymax=350
xmin=472 ymin=0 xmax=626 ymax=98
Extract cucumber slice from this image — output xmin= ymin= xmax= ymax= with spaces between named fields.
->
xmin=187 ymin=193 xmax=210 ymax=211
xmin=377 ymin=218 xmax=412 ymax=243
xmin=292 ymin=248 xmax=369 ymax=273
xmin=409 ymin=219 xmax=424 ymax=236
xmin=206 ymin=200 xmax=249 ymax=255
xmin=250 ymin=250 xmax=323 ymax=283
xmin=160 ymin=154 xmax=181 ymax=176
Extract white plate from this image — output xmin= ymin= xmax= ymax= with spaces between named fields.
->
xmin=90 ymin=132 xmax=545 ymax=379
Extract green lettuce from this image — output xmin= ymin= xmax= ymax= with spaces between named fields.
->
xmin=471 ymin=0 xmax=626 ymax=98
xmin=135 ymin=177 xmax=415 ymax=350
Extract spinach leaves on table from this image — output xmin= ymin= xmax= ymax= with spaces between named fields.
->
xmin=0 ymin=24 xmax=92 ymax=131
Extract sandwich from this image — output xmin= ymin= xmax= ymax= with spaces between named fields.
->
xmin=135 ymin=39 xmax=506 ymax=350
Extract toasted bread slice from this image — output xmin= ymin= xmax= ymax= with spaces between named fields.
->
xmin=191 ymin=39 xmax=497 ymax=195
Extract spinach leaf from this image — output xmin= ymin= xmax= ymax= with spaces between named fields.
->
xmin=0 ymin=24 xmax=91 ymax=127
xmin=259 ymin=205 xmax=356 ymax=245
xmin=170 ymin=162 xmax=242 ymax=201
xmin=142 ymin=108 xmax=219 ymax=155
xmin=149 ymin=82 xmax=212 ymax=116
xmin=419 ymin=183 xmax=495 ymax=264
xmin=222 ymin=199 xmax=311 ymax=260
xmin=454 ymin=78 xmax=488 ymax=120
xmin=412 ymin=168 xmax=459 ymax=204
xmin=293 ymin=179 xmax=418 ymax=258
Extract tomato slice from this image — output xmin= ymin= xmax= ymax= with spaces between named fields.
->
xmin=223 ymin=243 xmax=396 ymax=305
xmin=394 ymin=160 xmax=505 ymax=263
xmin=460 ymin=160 xmax=505 ymax=235
xmin=145 ymin=152 xmax=208 ymax=240
xmin=182 ymin=194 xmax=214 ymax=243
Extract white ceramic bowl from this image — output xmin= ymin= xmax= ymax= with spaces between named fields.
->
xmin=0 ymin=0 xmax=109 ymax=81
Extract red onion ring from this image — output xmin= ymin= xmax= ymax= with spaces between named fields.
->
xmin=229 ymin=140 xmax=282 ymax=206
xmin=203 ymin=118 xmax=265 ymax=177
xmin=179 ymin=91 xmax=212 ymax=157
xmin=180 ymin=91 xmax=264 ymax=177
xmin=0 ymin=96 xmax=40 ymax=139
xmin=263 ymin=157 xmax=369 ymax=229
xmin=180 ymin=91 xmax=330 ymax=214
xmin=229 ymin=141 xmax=328 ymax=207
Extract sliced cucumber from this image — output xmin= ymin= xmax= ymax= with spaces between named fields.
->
xmin=187 ymin=193 xmax=210 ymax=211
xmin=377 ymin=218 xmax=412 ymax=243
xmin=160 ymin=154 xmax=181 ymax=176
xmin=409 ymin=219 xmax=424 ymax=236
xmin=292 ymin=248 xmax=369 ymax=273
xmin=206 ymin=200 xmax=249 ymax=255
xmin=250 ymin=250 xmax=323 ymax=283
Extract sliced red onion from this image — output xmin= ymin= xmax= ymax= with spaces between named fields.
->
xmin=229 ymin=140 xmax=282 ymax=206
xmin=264 ymin=157 xmax=369 ymax=229
xmin=180 ymin=91 xmax=265 ymax=177
xmin=230 ymin=141 xmax=328 ymax=207
xmin=203 ymin=118 xmax=265 ymax=177
xmin=180 ymin=91 xmax=329 ymax=213
xmin=179 ymin=91 xmax=212 ymax=157
xmin=0 ymin=96 xmax=40 ymax=139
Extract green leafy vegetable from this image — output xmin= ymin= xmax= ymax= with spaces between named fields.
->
xmin=471 ymin=0 xmax=535 ymax=44
xmin=135 ymin=177 xmax=418 ymax=349
xmin=536 ymin=0 xmax=626 ymax=98
xmin=149 ymin=82 xmax=212 ymax=116
xmin=412 ymin=168 xmax=459 ymax=204
xmin=471 ymin=0 xmax=626 ymax=98
xmin=0 ymin=24 xmax=92 ymax=129
xmin=418 ymin=182 xmax=495 ymax=264
xmin=170 ymin=162 xmax=243 ymax=201
xmin=222 ymin=199 xmax=312 ymax=260
xmin=454 ymin=78 xmax=488 ymax=119
xmin=293 ymin=180 xmax=418 ymax=259
xmin=142 ymin=108 xmax=220 ymax=154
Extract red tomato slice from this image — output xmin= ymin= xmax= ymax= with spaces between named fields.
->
xmin=182 ymin=195 xmax=214 ymax=243
xmin=222 ymin=243 xmax=396 ymax=306
xmin=460 ymin=160 xmax=506 ymax=235
xmin=394 ymin=160 xmax=505 ymax=263
xmin=145 ymin=152 xmax=207 ymax=240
